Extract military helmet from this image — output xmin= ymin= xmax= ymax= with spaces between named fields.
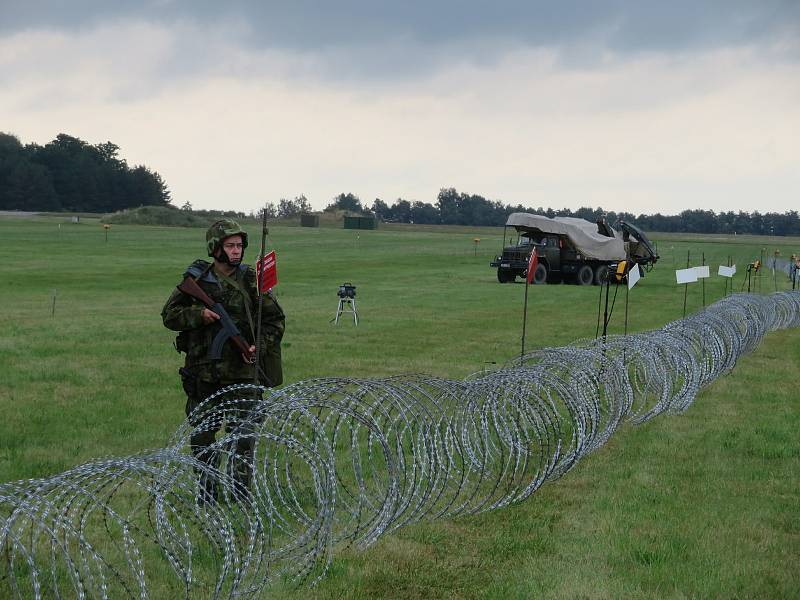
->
xmin=206 ymin=219 xmax=249 ymax=257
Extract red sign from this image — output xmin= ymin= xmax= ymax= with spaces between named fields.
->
xmin=526 ymin=248 xmax=539 ymax=285
xmin=256 ymin=250 xmax=278 ymax=292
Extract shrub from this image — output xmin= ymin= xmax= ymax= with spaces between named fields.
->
xmin=102 ymin=206 xmax=209 ymax=227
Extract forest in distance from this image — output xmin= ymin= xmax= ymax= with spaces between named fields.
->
xmin=302 ymin=191 xmax=800 ymax=236
xmin=0 ymin=132 xmax=170 ymax=213
xmin=1 ymin=131 xmax=798 ymax=236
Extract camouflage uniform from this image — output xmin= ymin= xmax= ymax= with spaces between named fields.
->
xmin=161 ymin=220 xmax=285 ymax=502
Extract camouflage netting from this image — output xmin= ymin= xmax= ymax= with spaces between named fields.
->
xmin=2 ymin=291 xmax=799 ymax=599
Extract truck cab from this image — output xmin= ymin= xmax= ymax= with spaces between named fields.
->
xmin=490 ymin=233 xmax=567 ymax=283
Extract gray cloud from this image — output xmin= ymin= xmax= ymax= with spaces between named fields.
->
xmin=2 ymin=1 xmax=797 ymax=55
xmin=2 ymin=0 xmax=797 ymax=90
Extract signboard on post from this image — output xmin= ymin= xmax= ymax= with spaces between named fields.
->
xmin=525 ymin=248 xmax=539 ymax=285
xmin=627 ymin=263 xmax=641 ymax=289
xmin=718 ymin=265 xmax=736 ymax=278
xmin=676 ymin=268 xmax=698 ymax=284
xmin=256 ymin=250 xmax=278 ymax=292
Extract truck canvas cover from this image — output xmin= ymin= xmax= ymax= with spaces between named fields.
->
xmin=505 ymin=213 xmax=626 ymax=261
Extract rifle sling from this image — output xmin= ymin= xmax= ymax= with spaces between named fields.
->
xmin=214 ymin=268 xmax=257 ymax=343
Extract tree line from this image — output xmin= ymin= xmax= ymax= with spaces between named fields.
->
xmin=2 ymin=132 xmax=796 ymax=235
xmin=309 ymin=189 xmax=800 ymax=236
xmin=0 ymin=132 xmax=170 ymax=212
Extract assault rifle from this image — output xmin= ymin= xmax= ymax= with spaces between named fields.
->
xmin=177 ymin=276 xmax=255 ymax=363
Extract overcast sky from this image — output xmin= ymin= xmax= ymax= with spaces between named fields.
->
xmin=1 ymin=1 xmax=798 ymax=215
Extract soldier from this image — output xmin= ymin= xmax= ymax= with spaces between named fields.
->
xmin=162 ymin=219 xmax=285 ymax=504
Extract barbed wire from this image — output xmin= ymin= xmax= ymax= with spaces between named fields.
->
xmin=2 ymin=291 xmax=799 ymax=599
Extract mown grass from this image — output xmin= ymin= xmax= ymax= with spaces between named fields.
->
xmin=0 ymin=216 xmax=798 ymax=598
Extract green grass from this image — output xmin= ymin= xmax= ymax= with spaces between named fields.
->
xmin=0 ymin=217 xmax=798 ymax=598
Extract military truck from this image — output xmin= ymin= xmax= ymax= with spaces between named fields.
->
xmin=490 ymin=213 xmax=659 ymax=284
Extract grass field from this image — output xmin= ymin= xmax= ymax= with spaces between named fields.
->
xmin=1 ymin=215 xmax=798 ymax=599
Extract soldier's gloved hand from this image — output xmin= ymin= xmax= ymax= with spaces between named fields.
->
xmin=201 ymin=308 xmax=220 ymax=325
xmin=242 ymin=345 xmax=256 ymax=364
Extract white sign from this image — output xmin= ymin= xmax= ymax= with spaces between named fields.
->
xmin=718 ymin=265 xmax=736 ymax=278
xmin=627 ymin=263 xmax=641 ymax=289
xmin=676 ymin=268 xmax=698 ymax=284
xmin=694 ymin=265 xmax=710 ymax=279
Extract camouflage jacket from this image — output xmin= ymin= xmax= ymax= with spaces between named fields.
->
xmin=161 ymin=260 xmax=285 ymax=386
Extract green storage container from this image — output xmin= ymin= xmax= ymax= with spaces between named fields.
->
xmin=300 ymin=213 xmax=319 ymax=227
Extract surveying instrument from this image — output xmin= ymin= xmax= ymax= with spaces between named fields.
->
xmin=334 ymin=283 xmax=358 ymax=325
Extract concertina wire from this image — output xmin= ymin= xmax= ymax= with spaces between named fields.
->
xmin=1 ymin=290 xmax=799 ymax=598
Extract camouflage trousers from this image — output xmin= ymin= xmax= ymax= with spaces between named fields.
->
xmin=180 ymin=370 xmax=263 ymax=504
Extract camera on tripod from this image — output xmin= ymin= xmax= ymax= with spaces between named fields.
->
xmin=334 ymin=283 xmax=358 ymax=325
xmin=337 ymin=283 xmax=356 ymax=299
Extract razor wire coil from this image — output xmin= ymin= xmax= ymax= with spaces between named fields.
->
xmin=1 ymin=291 xmax=799 ymax=599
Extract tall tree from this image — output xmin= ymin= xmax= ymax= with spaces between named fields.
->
xmin=410 ymin=201 xmax=439 ymax=224
xmin=325 ymin=192 xmax=362 ymax=213
xmin=370 ymin=198 xmax=390 ymax=219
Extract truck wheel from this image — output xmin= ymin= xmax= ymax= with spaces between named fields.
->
xmin=497 ymin=268 xmax=515 ymax=283
xmin=577 ymin=265 xmax=594 ymax=285
xmin=594 ymin=265 xmax=608 ymax=285
xmin=532 ymin=263 xmax=548 ymax=284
